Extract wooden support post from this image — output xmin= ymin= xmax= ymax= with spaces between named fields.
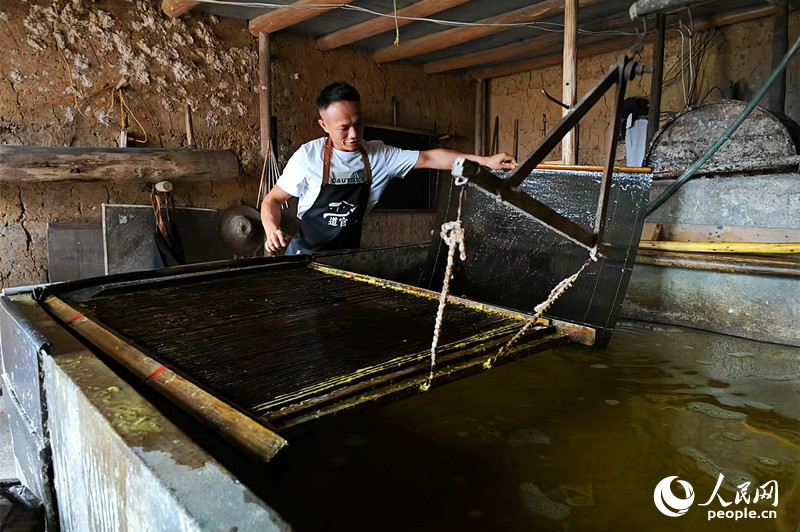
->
xmin=768 ymin=0 xmax=789 ymax=115
xmin=562 ymin=0 xmax=578 ymax=165
xmin=258 ymin=32 xmax=272 ymax=158
xmin=647 ymin=14 xmax=666 ymax=147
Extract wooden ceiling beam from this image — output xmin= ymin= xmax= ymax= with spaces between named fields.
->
xmin=249 ymin=0 xmax=357 ymax=36
xmin=161 ymin=0 xmax=200 ymax=18
xmin=373 ymin=0 xmax=605 ymax=64
xmin=467 ymin=5 xmax=775 ymax=80
xmin=425 ymin=14 xmax=632 ymax=74
xmin=469 ymin=36 xmax=637 ymax=80
xmin=425 ymin=32 xmax=561 ymax=73
xmin=317 ymin=0 xmax=469 ymax=51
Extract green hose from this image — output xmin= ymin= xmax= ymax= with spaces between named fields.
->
xmin=646 ymin=34 xmax=800 ymax=216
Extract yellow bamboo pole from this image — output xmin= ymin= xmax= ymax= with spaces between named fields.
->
xmin=639 ymin=241 xmax=800 ymax=254
xmin=41 ymin=294 xmax=288 ymax=461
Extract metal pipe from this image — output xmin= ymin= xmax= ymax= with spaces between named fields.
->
xmin=636 ymin=249 xmax=800 ymax=278
xmin=646 ymin=35 xmax=800 ymax=216
xmin=639 ymin=240 xmax=800 ymax=253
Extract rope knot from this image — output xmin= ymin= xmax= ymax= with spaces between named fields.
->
xmin=440 ymin=220 xmax=467 ymax=262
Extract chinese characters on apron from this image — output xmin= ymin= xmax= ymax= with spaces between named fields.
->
xmin=287 ymin=137 xmax=372 ymax=254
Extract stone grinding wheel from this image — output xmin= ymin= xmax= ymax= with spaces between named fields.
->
xmin=217 ymin=205 xmax=264 ymax=256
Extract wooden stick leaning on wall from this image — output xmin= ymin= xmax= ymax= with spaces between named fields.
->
xmin=259 ymin=32 xmax=272 ymax=159
xmin=41 ymin=294 xmax=288 ymax=461
xmin=184 ymin=101 xmax=195 ymax=148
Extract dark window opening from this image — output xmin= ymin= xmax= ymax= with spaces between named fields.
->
xmin=364 ymin=125 xmax=439 ymax=210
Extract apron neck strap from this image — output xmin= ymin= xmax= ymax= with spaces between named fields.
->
xmin=322 ymin=136 xmax=372 ymax=185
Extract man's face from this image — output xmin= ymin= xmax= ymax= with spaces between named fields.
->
xmin=318 ymin=101 xmax=364 ymax=152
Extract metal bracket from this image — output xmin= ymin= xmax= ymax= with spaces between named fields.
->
xmin=452 ymin=55 xmax=645 ymax=254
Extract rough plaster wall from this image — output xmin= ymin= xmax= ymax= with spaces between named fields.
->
xmin=0 ymin=0 xmax=473 ymax=288
xmin=489 ymin=14 xmax=800 ymax=166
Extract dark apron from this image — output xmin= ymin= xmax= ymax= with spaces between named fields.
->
xmin=288 ymin=137 xmax=372 ymax=254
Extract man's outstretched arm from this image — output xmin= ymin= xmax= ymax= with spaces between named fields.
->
xmin=415 ymin=150 xmax=516 ymax=171
xmin=261 ymin=185 xmax=294 ymax=252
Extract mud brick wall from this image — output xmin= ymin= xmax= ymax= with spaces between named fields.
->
xmin=0 ymin=0 xmax=474 ymax=287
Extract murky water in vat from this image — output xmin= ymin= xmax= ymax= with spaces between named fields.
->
xmin=259 ymin=322 xmax=800 ymax=531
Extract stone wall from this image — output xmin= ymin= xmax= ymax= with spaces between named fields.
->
xmin=0 ymin=0 xmax=474 ymax=287
xmin=489 ymin=14 xmax=800 ymax=165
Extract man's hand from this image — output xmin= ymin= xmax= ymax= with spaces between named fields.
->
xmin=483 ymin=152 xmax=517 ymax=171
xmin=261 ymin=184 xmax=294 ymax=253
xmin=265 ymin=229 xmax=291 ymax=253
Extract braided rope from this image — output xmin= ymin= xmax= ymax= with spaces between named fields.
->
xmin=420 ymin=180 xmax=596 ymax=391
xmin=483 ymin=256 xmax=595 ymax=369
xmin=422 ymin=187 xmax=467 ymax=392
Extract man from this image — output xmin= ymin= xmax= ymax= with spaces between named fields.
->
xmin=262 ymin=82 xmax=516 ymax=254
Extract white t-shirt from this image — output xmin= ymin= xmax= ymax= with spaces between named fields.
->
xmin=276 ymin=138 xmax=420 ymax=219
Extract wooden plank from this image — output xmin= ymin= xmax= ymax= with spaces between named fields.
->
xmin=467 ymin=5 xmax=774 ymax=80
xmin=562 ymin=0 xmax=578 ymax=165
xmin=375 ymin=0 xmax=599 ymax=64
xmin=317 ymin=0 xmax=469 ymax=51
xmin=160 ymin=0 xmax=200 ymax=18
xmin=640 ymin=223 xmax=800 ymax=244
xmin=0 ymin=146 xmax=239 ymax=183
xmin=249 ymin=0 xmax=357 ymax=36
xmin=47 ymin=223 xmax=104 ymax=282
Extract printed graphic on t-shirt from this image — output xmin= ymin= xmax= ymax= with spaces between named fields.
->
xmin=323 ymin=201 xmax=359 ymax=227
xmin=329 ymin=170 xmax=365 ymax=185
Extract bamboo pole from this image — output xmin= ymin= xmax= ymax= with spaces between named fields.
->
xmin=639 ymin=241 xmax=800 ymax=254
xmin=42 ymin=294 xmax=288 ymax=461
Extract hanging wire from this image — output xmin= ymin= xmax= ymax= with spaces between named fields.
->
xmin=392 ymin=0 xmax=400 ymax=46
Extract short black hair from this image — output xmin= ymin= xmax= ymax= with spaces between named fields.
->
xmin=317 ymin=82 xmax=360 ymax=110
